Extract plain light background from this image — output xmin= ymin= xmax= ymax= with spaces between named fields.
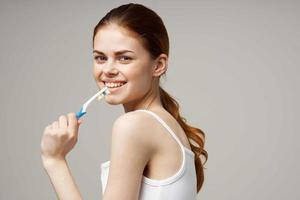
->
xmin=1 ymin=0 xmax=299 ymax=199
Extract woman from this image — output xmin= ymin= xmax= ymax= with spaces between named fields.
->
xmin=40 ymin=3 xmax=208 ymax=200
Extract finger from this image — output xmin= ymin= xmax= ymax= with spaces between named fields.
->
xmin=52 ymin=121 xmax=59 ymax=129
xmin=45 ymin=124 xmax=52 ymax=130
xmin=43 ymin=124 xmax=50 ymax=133
xmin=67 ymin=112 xmax=78 ymax=135
xmin=59 ymin=115 xmax=68 ymax=129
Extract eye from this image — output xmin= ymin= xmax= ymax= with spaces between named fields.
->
xmin=119 ymin=56 xmax=131 ymax=62
xmin=94 ymin=55 xmax=107 ymax=63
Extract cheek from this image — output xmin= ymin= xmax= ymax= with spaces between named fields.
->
xmin=128 ymin=67 xmax=152 ymax=91
xmin=92 ymin=65 xmax=101 ymax=80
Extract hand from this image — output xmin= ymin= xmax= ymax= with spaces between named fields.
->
xmin=40 ymin=112 xmax=83 ymax=163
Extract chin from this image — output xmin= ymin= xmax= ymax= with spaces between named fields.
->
xmin=104 ymin=97 xmax=124 ymax=105
xmin=106 ymin=101 xmax=122 ymax=105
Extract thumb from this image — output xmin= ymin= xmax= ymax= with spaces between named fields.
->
xmin=78 ymin=119 xmax=83 ymax=125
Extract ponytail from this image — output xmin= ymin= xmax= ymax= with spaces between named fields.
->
xmin=159 ymin=86 xmax=208 ymax=192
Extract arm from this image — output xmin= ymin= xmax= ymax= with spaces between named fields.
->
xmin=42 ymin=158 xmax=83 ymax=200
xmin=102 ymin=111 xmax=156 ymax=200
xmin=40 ymin=113 xmax=83 ymax=200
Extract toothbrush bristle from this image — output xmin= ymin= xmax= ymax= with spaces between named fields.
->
xmin=104 ymin=89 xmax=111 ymax=95
xmin=97 ymin=88 xmax=110 ymax=101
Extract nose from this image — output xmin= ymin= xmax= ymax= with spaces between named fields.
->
xmin=102 ymin=60 xmax=118 ymax=76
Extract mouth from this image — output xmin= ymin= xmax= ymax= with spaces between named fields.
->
xmin=103 ymin=81 xmax=127 ymax=91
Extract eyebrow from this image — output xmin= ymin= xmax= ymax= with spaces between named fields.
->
xmin=93 ymin=50 xmax=135 ymax=55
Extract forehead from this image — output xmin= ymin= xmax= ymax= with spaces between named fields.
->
xmin=93 ymin=24 xmax=145 ymax=53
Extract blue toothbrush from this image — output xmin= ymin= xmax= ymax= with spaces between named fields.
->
xmin=76 ymin=86 xmax=110 ymax=119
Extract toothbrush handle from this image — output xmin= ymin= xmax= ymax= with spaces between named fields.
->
xmin=76 ymin=107 xmax=86 ymax=120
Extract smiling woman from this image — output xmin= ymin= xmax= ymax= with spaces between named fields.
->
xmin=91 ymin=21 xmax=157 ymax=107
xmin=41 ymin=3 xmax=208 ymax=200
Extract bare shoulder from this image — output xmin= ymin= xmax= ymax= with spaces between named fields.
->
xmin=112 ymin=110 xmax=156 ymax=142
xmin=103 ymin=111 xmax=156 ymax=199
xmin=110 ymin=110 xmax=157 ymax=162
xmin=113 ymin=110 xmax=151 ymax=129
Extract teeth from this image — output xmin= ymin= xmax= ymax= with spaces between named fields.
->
xmin=105 ymin=82 xmax=126 ymax=88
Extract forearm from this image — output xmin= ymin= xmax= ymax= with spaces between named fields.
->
xmin=43 ymin=158 xmax=83 ymax=200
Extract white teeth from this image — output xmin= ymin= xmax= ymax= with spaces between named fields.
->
xmin=105 ymin=82 xmax=126 ymax=88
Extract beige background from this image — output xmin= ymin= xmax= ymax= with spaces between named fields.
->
xmin=1 ymin=0 xmax=299 ymax=199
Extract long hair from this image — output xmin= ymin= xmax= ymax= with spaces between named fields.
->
xmin=92 ymin=3 xmax=208 ymax=192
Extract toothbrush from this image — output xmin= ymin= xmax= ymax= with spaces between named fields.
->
xmin=76 ymin=86 xmax=110 ymax=120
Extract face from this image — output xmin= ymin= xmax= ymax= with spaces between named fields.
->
xmin=93 ymin=24 xmax=156 ymax=107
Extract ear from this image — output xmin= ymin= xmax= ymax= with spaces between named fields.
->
xmin=152 ymin=54 xmax=168 ymax=77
